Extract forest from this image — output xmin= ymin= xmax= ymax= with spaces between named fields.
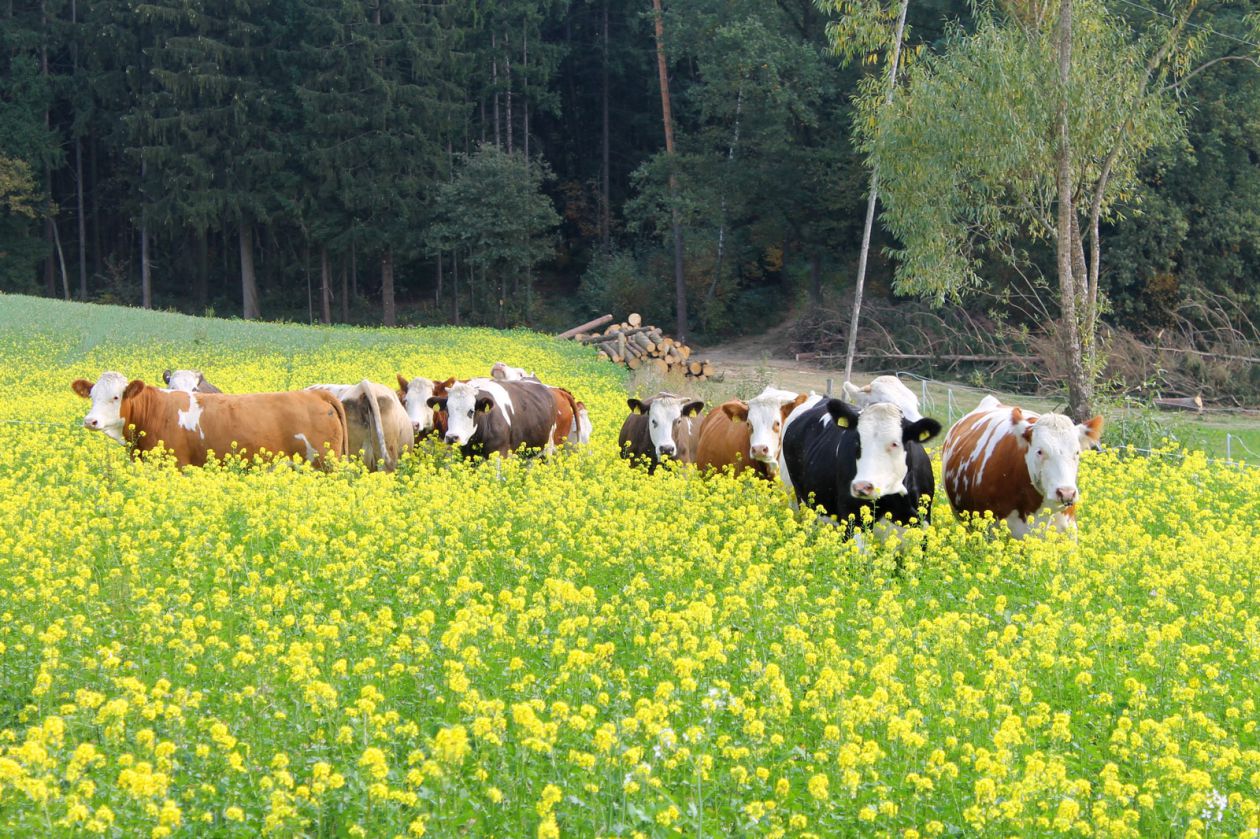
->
xmin=2 ymin=0 xmax=1259 ymax=405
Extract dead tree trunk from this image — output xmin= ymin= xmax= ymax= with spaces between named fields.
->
xmin=651 ymin=0 xmax=688 ymax=341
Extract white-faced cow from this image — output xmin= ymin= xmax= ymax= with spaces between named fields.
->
xmin=73 ymin=373 xmax=346 ymax=467
xmin=617 ymin=393 xmax=705 ymax=473
xmin=941 ymin=395 xmax=1104 ymax=537
xmin=694 ymin=387 xmax=807 ymax=479
xmin=426 ymin=378 xmax=574 ymax=459
xmin=780 ymin=398 xmax=942 ymax=537
xmin=396 ymin=375 xmax=457 ymax=441
xmin=162 ymin=369 xmax=222 ymax=394
xmin=305 ymin=381 xmax=413 ymax=471
xmin=841 ymin=375 xmax=922 ymax=422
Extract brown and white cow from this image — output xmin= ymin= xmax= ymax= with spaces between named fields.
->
xmin=489 ymin=362 xmax=538 ymax=382
xmin=488 ymin=364 xmax=592 ymax=446
xmin=617 ymin=393 xmax=705 ymax=473
xmin=73 ymin=373 xmax=346 ymax=467
xmin=306 ymin=381 xmax=413 ymax=471
xmin=426 ymin=378 xmax=571 ymax=458
xmin=841 ymin=375 xmax=921 ymax=421
xmin=162 ymin=369 xmax=222 ymax=394
xmin=397 ymin=375 xmax=456 ymax=441
xmin=695 ymin=387 xmax=807 ymax=479
xmin=942 ymin=394 xmax=1104 ymax=537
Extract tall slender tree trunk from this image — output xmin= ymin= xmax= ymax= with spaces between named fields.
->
xmin=340 ymin=260 xmax=349 ymax=322
xmin=41 ymin=0 xmax=55 ymax=298
xmin=139 ymin=217 xmax=151 ymax=308
xmin=381 ymin=249 xmax=396 ymax=326
xmin=844 ymin=0 xmax=909 ymax=383
xmin=492 ymin=34 xmax=501 ymax=149
xmin=320 ymin=247 xmax=332 ymax=324
xmin=91 ymin=137 xmax=101 ymax=278
xmin=452 ymin=248 xmax=460 ymax=325
xmin=435 ymin=251 xmax=443 ymax=308
xmin=601 ymin=0 xmax=611 ymax=248
xmin=651 ymin=0 xmax=688 ymax=341
xmin=196 ymin=229 xmax=208 ymax=312
xmin=505 ymin=32 xmax=513 ymax=155
xmin=75 ymin=137 xmax=87 ymax=299
xmin=705 ymin=79 xmax=744 ymax=310
xmin=522 ymin=24 xmax=529 ymax=160
xmin=1054 ymin=0 xmax=1092 ymax=420
xmin=240 ymin=221 xmax=260 ymax=319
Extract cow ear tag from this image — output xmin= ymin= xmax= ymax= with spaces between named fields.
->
xmin=482 ymin=403 xmax=493 ymax=413
xmin=835 ymin=416 xmax=849 ymax=428
xmin=918 ymin=429 xmax=931 ymax=441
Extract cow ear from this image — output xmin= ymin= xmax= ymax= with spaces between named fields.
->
xmin=721 ymin=402 xmax=748 ymax=422
xmin=440 ymin=377 xmax=456 ymax=389
xmin=396 ymin=373 xmax=409 ymax=391
xmin=162 ymin=369 xmax=173 ymax=385
xmin=627 ymin=398 xmax=644 ymax=414
xmin=903 ymin=417 xmax=943 ymax=445
xmin=780 ymin=394 xmax=807 ymax=420
xmin=476 ymin=396 xmax=495 ymax=414
xmin=426 ymin=396 xmax=447 ymax=411
xmin=72 ymin=378 xmax=94 ymax=398
xmin=1009 ymin=407 xmax=1024 ymax=425
xmin=826 ymin=398 xmax=860 ymax=429
xmin=124 ymin=380 xmax=146 ymax=400
xmin=682 ymin=400 xmax=705 ymax=417
xmin=1079 ymin=415 xmax=1104 ymax=449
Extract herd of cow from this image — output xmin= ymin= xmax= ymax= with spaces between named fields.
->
xmin=71 ymin=366 xmax=1103 ymax=540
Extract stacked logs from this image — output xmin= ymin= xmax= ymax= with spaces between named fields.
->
xmin=561 ymin=313 xmax=718 ymax=381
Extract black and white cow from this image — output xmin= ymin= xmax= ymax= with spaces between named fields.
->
xmin=779 ymin=397 xmax=942 ymax=537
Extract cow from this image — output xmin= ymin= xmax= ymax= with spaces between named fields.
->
xmin=490 ymin=362 xmax=538 ymax=382
xmin=397 ymin=375 xmax=456 ymax=441
xmin=306 ymin=381 xmax=413 ymax=471
xmin=617 ymin=393 xmax=705 ymax=474
xmin=941 ymin=395 xmax=1104 ymax=537
xmin=488 ymin=364 xmax=592 ymax=446
xmin=695 ymin=387 xmax=808 ymax=479
xmin=73 ymin=373 xmax=346 ymax=468
xmin=780 ymin=398 xmax=942 ymax=538
xmin=426 ymin=378 xmax=572 ymax=459
xmin=841 ymin=375 xmax=922 ymax=421
xmin=162 ymin=369 xmax=222 ymax=394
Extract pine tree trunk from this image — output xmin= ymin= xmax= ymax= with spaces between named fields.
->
xmin=651 ymin=0 xmax=688 ymax=341
xmin=435 ymin=251 xmax=443 ymax=308
xmin=452 ymin=248 xmax=460 ymax=325
xmin=522 ymin=25 xmax=529 ymax=160
xmin=76 ymin=137 xmax=87 ymax=299
xmin=493 ymin=34 xmax=501 ymax=149
xmin=320 ymin=247 xmax=332 ymax=324
xmin=381 ymin=248 xmax=396 ymax=326
xmin=140 ymin=216 xmax=151 ymax=309
xmin=505 ymin=32 xmax=513 ymax=155
xmin=1055 ymin=0 xmax=1093 ymax=420
xmin=601 ymin=0 xmax=611 ymax=248
xmin=240 ymin=221 xmax=260 ymax=320
xmin=340 ymin=260 xmax=349 ymax=322
xmin=196 ymin=230 xmax=208 ymax=312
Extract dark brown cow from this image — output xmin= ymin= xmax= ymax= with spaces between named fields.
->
xmin=74 ymin=372 xmax=346 ymax=467
xmin=617 ymin=393 xmax=705 ymax=474
xmin=426 ymin=378 xmax=569 ymax=458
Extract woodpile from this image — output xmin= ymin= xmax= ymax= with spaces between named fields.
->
xmin=558 ymin=313 xmax=719 ymax=382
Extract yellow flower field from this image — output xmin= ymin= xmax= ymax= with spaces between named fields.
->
xmin=1 ymin=294 xmax=1258 ymax=837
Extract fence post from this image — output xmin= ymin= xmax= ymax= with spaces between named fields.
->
xmin=1226 ymin=433 xmax=1232 ymax=464
xmin=947 ymin=389 xmax=955 ymax=425
xmin=826 ymin=377 xmax=833 ymax=397
xmin=921 ymin=379 xmax=929 ymax=413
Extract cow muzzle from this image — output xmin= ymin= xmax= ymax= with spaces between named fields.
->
xmin=851 ymin=480 xmax=879 ymax=499
xmin=444 ymin=433 xmax=464 ymax=446
xmin=84 ymin=417 xmax=100 ymax=429
xmin=750 ymin=444 xmax=772 ymax=460
xmin=657 ymin=444 xmax=676 ymax=458
xmin=1055 ymin=486 xmax=1078 ymax=506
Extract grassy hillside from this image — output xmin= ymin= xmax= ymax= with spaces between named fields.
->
xmin=2 ymin=294 xmax=1258 ymax=837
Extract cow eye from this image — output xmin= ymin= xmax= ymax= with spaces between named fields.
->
xmin=890 ymin=441 xmax=899 ymax=449
xmin=1037 ymin=449 xmax=1044 ymax=457
xmin=651 ymin=420 xmax=658 ymax=428
xmin=467 ymin=409 xmax=474 ymax=417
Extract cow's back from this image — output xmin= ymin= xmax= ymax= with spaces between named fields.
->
xmin=184 ymin=389 xmax=345 ymax=466
xmin=942 ymin=406 xmax=1038 ymax=519
xmin=695 ymin=403 xmax=756 ymax=476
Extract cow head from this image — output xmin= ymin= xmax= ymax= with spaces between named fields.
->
xmin=628 ymin=395 xmax=705 ymax=459
xmin=163 ymin=369 xmax=214 ymax=393
xmin=73 ymin=372 xmax=145 ymax=443
xmin=1013 ymin=409 xmax=1104 ymax=508
xmin=397 ymin=374 xmax=441 ymax=436
xmin=432 ymin=381 xmax=497 ymax=447
xmin=828 ymin=400 xmax=942 ymax=500
xmin=841 ymin=375 xmax=922 ymax=422
xmin=740 ymin=388 xmax=806 ymax=466
xmin=490 ymin=362 xmax=534 ymax=382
